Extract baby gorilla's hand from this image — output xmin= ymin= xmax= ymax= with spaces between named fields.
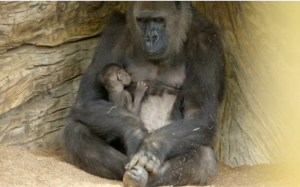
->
xmin=135 ymin=81 xmax=148 ymax=97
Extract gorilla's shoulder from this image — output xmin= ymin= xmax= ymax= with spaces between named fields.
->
xmin=108 ymin=11 xmax=127 ymax=24
xmin=190 ymin=6 xmax=218 ymax=33
xmin=99 ymin=11 xmax=129 ymax=43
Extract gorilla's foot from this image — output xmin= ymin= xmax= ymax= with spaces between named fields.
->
xmin=123 ymin=166 xmax=148 ymax=187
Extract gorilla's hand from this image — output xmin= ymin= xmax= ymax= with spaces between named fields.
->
xmin=125 ymin=140 xmax=164 ymax=174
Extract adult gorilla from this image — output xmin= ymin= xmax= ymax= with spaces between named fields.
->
xmin=63 ymin=2 xmax=225 ymax=187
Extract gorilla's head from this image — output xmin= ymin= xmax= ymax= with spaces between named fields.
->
xmin=128 ymin=2 xmax=192 ymax=61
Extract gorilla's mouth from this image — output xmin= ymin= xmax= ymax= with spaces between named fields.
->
xmin=145 ymin=48 xmax=165 ymax=55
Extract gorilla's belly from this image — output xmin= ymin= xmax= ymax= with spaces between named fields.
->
xmin=139 ymin=93 xmax=176 ymax=133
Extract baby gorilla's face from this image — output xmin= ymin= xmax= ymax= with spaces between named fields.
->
xmin=118 ymin=69 xmax=131 ymax=86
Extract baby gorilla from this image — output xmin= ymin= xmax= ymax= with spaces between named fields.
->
xmin=99 ymin=63 xmax=148 ymax=116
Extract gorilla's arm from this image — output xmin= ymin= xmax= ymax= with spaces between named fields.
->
xmin=71 ymin=100 xmax=148 ymax=155
xmin=70 ymin=12 xmax=148 ymax=156
xmin=128 ymin=9 xmax=225 ymax=171
xmin=127 ymin=118 xmax=216 ymax=170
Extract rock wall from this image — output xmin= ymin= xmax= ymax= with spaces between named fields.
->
xmin=193 ymin=2 xmax=300 ymax=167
xmin=1 ymin=2 xmax=300 ymax=167
xmin=0 ymin=1 xmax=129 ymax=150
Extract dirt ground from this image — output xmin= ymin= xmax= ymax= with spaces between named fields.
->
xmin=0 ymin=144 xmax=299 ymax=187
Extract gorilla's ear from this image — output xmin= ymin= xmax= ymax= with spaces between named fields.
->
xmin=117 ymin=70 xmax=123 ymax=81
xmin=175 ymin=1 xmax=181 ymax=10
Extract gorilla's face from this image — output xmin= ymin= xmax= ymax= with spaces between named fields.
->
xmin=129 ymin=2 xmax=192 ymax=61
xmin=136 ymin=15 xmax=167 ymax=60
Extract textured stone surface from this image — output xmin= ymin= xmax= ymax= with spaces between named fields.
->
xmin=0 ymin=1 xmax=129 ymax=53
xmin=193 ymin=2 xmax=300 ymax=167
xmin=0 ymin=37 xmax=99 ymax=150
xmin=0 ymin=1 xmax=129 ymax=150
xmin=1 ymin=1 xmax=300 ymax=168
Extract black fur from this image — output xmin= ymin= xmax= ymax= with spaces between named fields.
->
xmin=63 ymin=2 xmax=224 ymax=186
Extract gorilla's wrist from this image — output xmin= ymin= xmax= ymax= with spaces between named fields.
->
xmin=140 ymin=139 xmax=167 ymax=163
xmin=125 ymin=128 xmax=149 ymax=155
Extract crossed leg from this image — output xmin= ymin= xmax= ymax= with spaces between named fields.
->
xmin=123 ymin=146 xmax=219 ymax=187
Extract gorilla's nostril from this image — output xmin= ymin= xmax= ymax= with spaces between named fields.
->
xmin=152 ymin=35 xmax=158 ymax=41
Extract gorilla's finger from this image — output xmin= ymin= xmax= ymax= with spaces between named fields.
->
xmin=137 ymin=155 xmax=148 ymax=167
xmin=127 ymin=154 xmax=140 ymax=169
xmin=145 ymin=160 xmax=154 ymax=173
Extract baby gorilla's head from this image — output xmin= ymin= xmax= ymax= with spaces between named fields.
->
xmin=99 ymin=64 xmax=131 ymax=92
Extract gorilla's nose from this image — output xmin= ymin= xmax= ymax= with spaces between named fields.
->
xmin=146 ymin=30 xmax=159 ymax=43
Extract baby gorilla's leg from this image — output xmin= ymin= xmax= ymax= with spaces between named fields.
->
xmin=123 ymin=166 xmax=148 ymax=187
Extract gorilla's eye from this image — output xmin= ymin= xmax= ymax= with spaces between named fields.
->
xmin=137 ymin=18 xmax=148 ymax=24
xmin=153 ymin=17 xmax=164 ymax=23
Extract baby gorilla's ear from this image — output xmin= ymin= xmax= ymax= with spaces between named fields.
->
xmin=117 ymin=69 xmax=123 ymax=81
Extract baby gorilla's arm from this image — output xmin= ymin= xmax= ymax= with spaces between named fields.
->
xmin=131 ymin=81 xmax=148 ymax=115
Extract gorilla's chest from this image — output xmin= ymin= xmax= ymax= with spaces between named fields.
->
xmin=125 ymin=61 xmax=185 ymax=132
xmin=140 ymin=93 xmax=177 ymax=132
xmin=125 ymin=59 xmax=186 ymax=90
